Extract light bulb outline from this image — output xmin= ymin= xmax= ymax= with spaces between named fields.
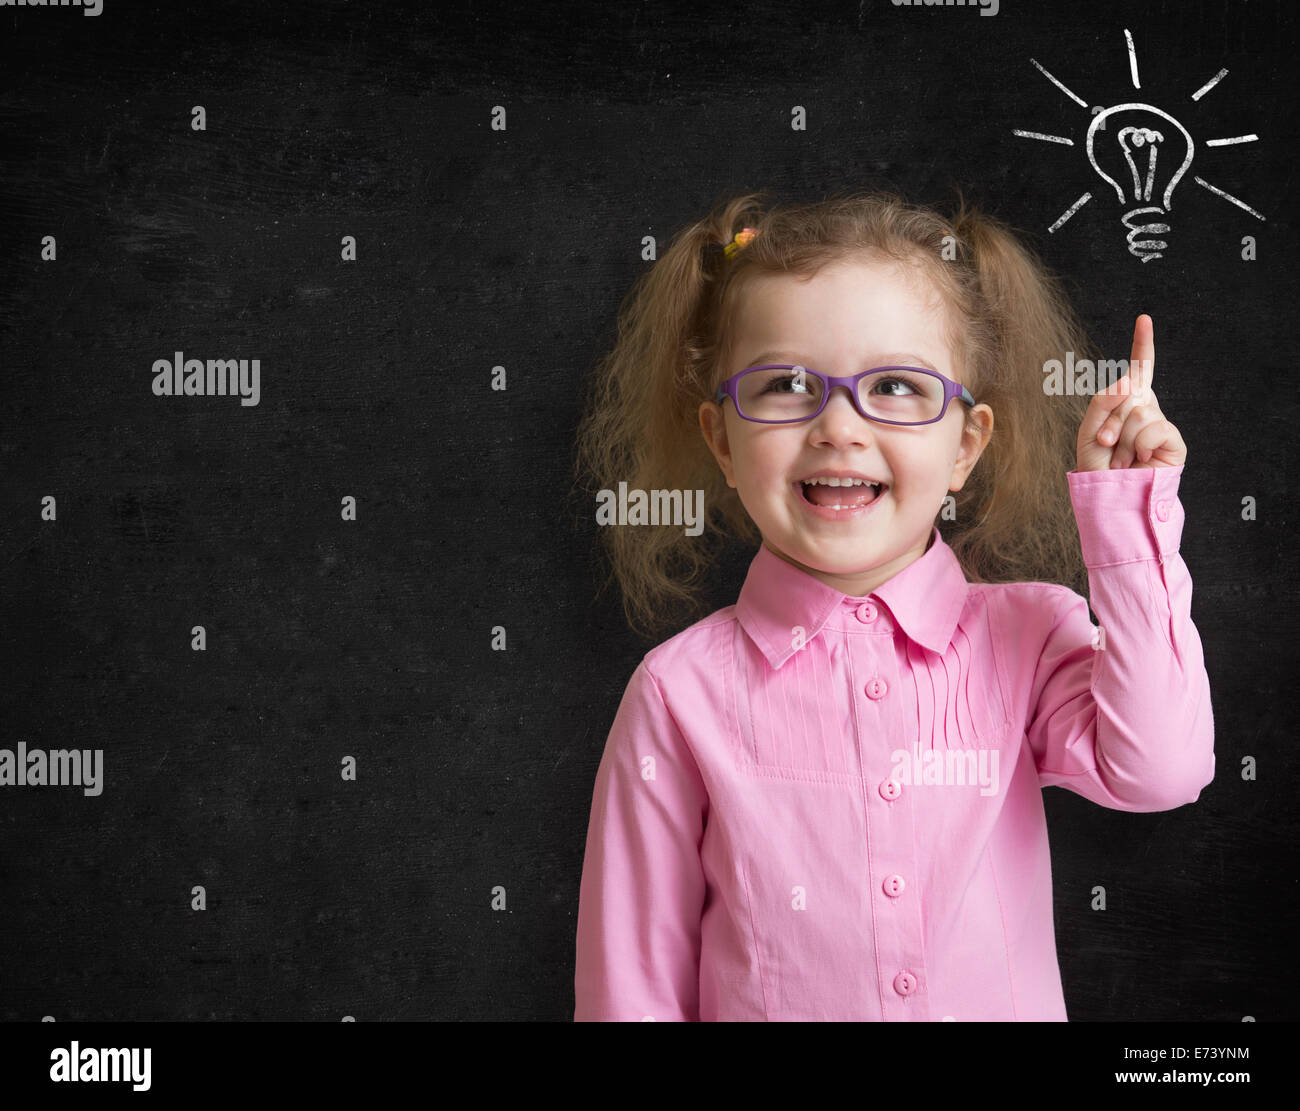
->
xmin=1013 ymin=28 xmax=1267 ymax=263
xmin=1085 ymin=102 xmax=1195 ymax=211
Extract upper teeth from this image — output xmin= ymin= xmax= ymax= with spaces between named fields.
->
xmin=804 ymin=477 xmax=880 ymax=487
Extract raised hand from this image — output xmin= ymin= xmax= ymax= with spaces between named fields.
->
xmin=1076 ymin=314 xmax=1187 ymax=472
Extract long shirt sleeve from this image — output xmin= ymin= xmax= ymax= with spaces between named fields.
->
xmin=1024 ymin=464 xmax=1216 ymax=810
xmin=574 ymin=661 xmax=710 ymax=1021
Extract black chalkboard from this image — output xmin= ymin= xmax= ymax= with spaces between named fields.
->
xmin=0 ymin=0 xmax=1295 ymax=1027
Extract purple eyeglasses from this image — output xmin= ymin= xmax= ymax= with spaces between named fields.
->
xmin=714 ymin=363 xmax=977 ymax=426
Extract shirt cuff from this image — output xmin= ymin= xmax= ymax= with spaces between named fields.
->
xmin=1067 ymin=464 xmax=1186 ymax=568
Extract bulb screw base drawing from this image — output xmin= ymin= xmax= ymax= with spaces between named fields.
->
xmin=1121 ymin=205 xmax=1171 ymax=262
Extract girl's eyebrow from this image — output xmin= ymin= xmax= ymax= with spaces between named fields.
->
xmin=744 ymin=350 xmax=941 ymax=373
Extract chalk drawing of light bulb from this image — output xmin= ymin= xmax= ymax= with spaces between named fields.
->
xmin=1012 ymin=28 xmax=1266 ymax=262
xmin=1086 ymin=104 xmax=1192 ymax=262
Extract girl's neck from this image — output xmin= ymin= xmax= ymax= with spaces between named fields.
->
xmin=762 ymin=529 xmax=935 ymax=598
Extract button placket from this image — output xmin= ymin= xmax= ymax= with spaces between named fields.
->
xmin=857 ymin=633 xmax=929 ymax=1019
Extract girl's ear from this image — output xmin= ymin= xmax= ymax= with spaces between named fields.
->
xmin=949 ymin=404 xmax=993 ymax=491
xmin=699 ymin=401 xmax=736 ymax=488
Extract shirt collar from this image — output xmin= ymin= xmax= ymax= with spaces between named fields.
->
xmin=734 ymin=526 xmax=969 ymax=668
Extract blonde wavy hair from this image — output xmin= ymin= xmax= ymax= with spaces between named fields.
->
xmin=573 ymin=186 xmax=1097 ymax=641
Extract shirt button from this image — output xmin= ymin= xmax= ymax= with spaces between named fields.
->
xmin=878 ymin=778 xmax=901 ymax=801
xmin=883 ymin=874 xmax=905 ymax=897
xmin=893 ymin=971 xmax=917 ymax=996
xmin=1155 ymin=499 xmax=1171 ymax=522
xmin=855 ymin=601 xmax=878 ymax=623
xmin=864 ymin=677 xmax=888 ymax=699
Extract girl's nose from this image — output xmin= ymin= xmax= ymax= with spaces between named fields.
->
xmin=808 ymin=387 xmax=875 ymax=443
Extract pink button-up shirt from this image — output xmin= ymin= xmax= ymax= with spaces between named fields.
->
xmin=574 ymin=464 xmax=1215 ymax=1021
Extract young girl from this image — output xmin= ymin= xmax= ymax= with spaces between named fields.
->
xmin=571 ymin=188 xmax=1214 ymax=1021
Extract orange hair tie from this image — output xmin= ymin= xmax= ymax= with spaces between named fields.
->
xmin=722 ymin=227 xmax=758 ymax=259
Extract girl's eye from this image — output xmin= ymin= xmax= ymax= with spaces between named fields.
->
xmin=870 ymin=376 xmax=917 ymax=396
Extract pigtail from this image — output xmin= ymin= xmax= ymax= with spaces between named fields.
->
xmin=572 ymin=192 xmax=772 ymax=640
xmin=945 ymin=192 xmax=1094 ymax=599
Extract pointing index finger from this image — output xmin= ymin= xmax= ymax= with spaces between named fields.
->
xmin=1126 ymin=313 xmax=1154 ymax=399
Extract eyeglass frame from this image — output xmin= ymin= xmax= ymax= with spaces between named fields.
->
xmin=714 ymin=364 xmax=977 ymax=426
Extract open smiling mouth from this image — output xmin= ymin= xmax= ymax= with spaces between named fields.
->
xmin=797 ymin=477 xmax=887 ymax=510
